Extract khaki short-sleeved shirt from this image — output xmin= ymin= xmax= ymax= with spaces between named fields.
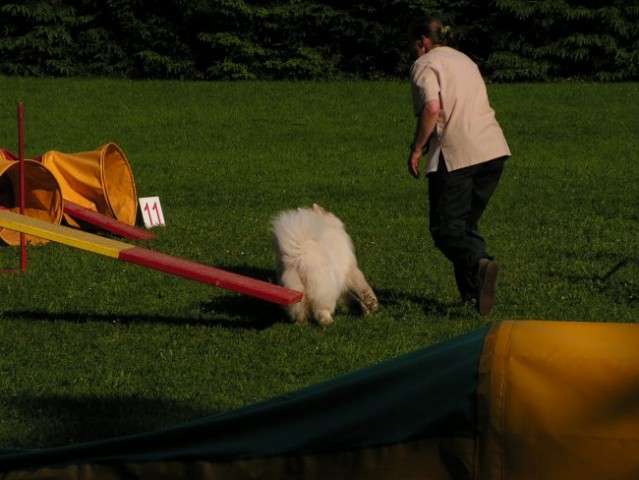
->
xmin=410 ymin=47 xmax=511 ymax=172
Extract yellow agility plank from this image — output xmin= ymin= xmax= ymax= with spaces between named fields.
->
xmin=0 ymin=208 xmax=128 ymax=258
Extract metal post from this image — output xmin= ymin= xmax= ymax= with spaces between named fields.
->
xmin=18 ymin=102 xmax=27 ymax=271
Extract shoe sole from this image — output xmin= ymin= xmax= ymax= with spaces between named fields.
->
xmin=478 ymin=261 xmax=498 ymax=316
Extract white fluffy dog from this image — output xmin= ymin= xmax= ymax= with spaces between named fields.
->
xmin=272 ymin=204 xmax=378 ymax=325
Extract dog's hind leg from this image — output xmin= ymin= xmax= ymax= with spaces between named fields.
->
xmin=308 ymin=288 xmax=337 ymax=326
xmin=314 ymin=310 xmax=334 ymax=326
xmin=280 ymin=268 xmax=308 ymax=324
xmin=289 ymin=301 xmax=309 ymax=325
xmin=346 ymin=265 xmax=379 ymax=315
xmin=305 ymin=272 xmax=339 ymax=326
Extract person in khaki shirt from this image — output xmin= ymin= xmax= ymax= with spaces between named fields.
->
xmin=407 ymin=17 xmax=511 ymax=315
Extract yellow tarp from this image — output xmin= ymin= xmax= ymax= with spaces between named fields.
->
xmin=479 ymin=320 xmax=639 ymax=480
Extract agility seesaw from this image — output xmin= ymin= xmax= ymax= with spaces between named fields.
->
xmin=0 ymin=208 xmax=303 ymax=306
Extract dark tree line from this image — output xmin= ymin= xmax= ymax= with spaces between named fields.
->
xmin=1 ymin=0 xmax=637 ymax=81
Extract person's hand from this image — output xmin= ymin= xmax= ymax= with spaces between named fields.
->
xmin=408 ymin=149 xmax=422 ymax=178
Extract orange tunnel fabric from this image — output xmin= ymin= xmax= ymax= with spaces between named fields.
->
xmin=0 ymin=156 xmax=63 ymax=245
xmin=478 ymin=320 xmax=639 ymax=480
xmin=39 ymin=143 xmax=138 ymax=228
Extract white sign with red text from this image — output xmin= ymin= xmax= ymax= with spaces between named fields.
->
xmin=139 ymin=196 xmax=165 ymax=228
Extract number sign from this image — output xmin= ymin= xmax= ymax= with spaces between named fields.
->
xmin=139 ymin=196 xmax=165 ymax=228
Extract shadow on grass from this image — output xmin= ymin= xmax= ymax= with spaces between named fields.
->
xmin=199 ymin=263 xmax=290 ymax=329
xmin=547 ymin=257 xmax=636 ymax=293
xmin=219 ymin=265 xmax=477 ymax=320
xmin=2 ymin=394 xmax=209 ymax=449
xmin=548 ymin=257 xmax=631 ymax=283
xmin=1 ymin=305 xmax=288 ymax=331
xmin=374 ymin=289 xmax=473 ymax=319
xmin=200 ymin=295 xmax=289 ymax=329
xmin=2 ymin=264 xmax=476 ymax=329
xmin=2 ymin=265 xmax=293 ymax=330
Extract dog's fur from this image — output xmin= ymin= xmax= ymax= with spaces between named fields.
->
xmin=272 ymin=204 xmax=378 ymax=325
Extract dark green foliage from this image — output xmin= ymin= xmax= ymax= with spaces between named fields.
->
xmin=0 ymin=0 xmax=638 ymax=80
xmin=484 ymin=0 xmax=639 ymax=81
xmin=0 ymin=0 xmax=81 ymax=76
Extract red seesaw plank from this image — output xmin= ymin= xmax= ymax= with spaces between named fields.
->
xmin=64 ymin=200 xmax=156 ymax=240
xmin=0 ymin=209 xmax=303 ymax=306
xmin=119 ymin=247 xmax=303 ymax=306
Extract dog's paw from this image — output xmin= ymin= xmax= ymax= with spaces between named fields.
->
xmin=288 ymin=302 xmax=310 ymax=325
xmin=360 ymin=291 xmax=379 ymax=315
xmin=315 ymin=311 xmax=334 ymax=326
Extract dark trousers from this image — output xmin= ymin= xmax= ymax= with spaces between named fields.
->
xmin=427 ymin=155 xmax=506 ymax=301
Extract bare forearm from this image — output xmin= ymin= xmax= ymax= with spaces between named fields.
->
xmin=411 ymin=108 xmax=438 ymax=153
xmin=407 ymin=99 xmax=440 ymax=179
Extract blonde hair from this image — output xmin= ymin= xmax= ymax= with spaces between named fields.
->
xmin=409 ymin=17 xmax=455 ymax=47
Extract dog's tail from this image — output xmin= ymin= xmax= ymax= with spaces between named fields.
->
xmin=272 ymin=209 xmax=324 ymax=256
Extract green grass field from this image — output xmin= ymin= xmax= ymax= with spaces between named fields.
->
xmin=0 ymin=78 xmax=637 ymax=449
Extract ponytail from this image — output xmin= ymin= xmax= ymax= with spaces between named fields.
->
xmin=409 ymin=17 xmax=457 ymax=48
xmin=439 ymin=25 xmax=455 ymax=47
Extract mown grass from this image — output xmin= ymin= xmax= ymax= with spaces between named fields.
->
xmin=0 ymin=78 xmax=637 ymax=449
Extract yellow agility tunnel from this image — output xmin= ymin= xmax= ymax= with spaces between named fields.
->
xmin=0 ymin=143 xmax=140 ymax=244
xmin=0 ymin=155 xmax=63 ymax=245
xmin=1 ymin=320 xmax=638 ymax=479
xmin=38 ymin=143 xmax=138 ymax=228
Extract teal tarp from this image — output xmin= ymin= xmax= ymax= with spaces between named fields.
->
xmin=0 ymin=326 xmax=489 ymax=473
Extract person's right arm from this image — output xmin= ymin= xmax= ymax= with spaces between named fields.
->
xmin=407 ymin=99 xmax=440 ymax=179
